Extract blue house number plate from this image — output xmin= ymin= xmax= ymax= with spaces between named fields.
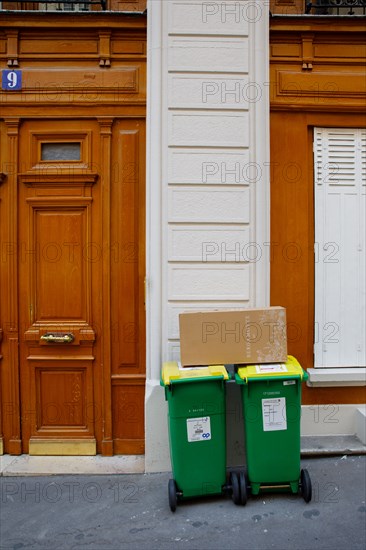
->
xmin=2 ymin=70 xmax=22 ymax=91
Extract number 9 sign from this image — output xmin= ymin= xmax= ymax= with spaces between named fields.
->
xmin=2 ymin=70 xmax=22 ymax=91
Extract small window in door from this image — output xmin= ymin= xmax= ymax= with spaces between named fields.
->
xmin=41 ymin=142 xmax=81 ymax=161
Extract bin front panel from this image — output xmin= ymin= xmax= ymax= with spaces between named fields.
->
xmin=166 ymin=379 xmax=226 ymax=498
xmin=166 ymin=378 xmax=225 ymax=419
xmin=168 ymin=413 xmax=226 ymax=498
xmin=242 ymin=378 xmax=302 ymax=484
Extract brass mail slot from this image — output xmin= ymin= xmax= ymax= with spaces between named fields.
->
xmin=40 ymin=332 xmax=75 ymax=344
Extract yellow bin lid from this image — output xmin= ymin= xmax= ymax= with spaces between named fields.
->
xmin=161 ymin=362 xmax=229 ymax=386
xmin=237 ymin=355 xmax=305 ymax=382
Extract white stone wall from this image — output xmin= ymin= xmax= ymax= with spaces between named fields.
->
xmin=145 ymin=0 xmax=270 ymax=472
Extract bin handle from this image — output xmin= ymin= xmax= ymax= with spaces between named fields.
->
xmin=167 ymin=375 xmax=226 ymax=386
xmin=238 ymin=374 xmax=304 ymax=384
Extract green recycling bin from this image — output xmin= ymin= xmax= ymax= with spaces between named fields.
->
xmin=161 ymin=362 xmax=229 ymax=511
xmin=234 ymin=355 xmax=312 ymax=504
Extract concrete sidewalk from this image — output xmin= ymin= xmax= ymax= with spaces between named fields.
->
xmin=1 ymin=455 xmax=365 ymax=550
xmin=0 ymin=434 xmax=365 ymax=477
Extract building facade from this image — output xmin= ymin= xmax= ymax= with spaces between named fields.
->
xmin=0 ymin=0 xmax=365 ymax=470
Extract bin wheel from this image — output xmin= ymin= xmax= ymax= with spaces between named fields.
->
xmin=300 ymin=469 xmax=312 ymax=503
xmin=239 ymin=471 xmax=248 ymax=506
xmin=230 ymin=472 xmax=240 ymax=505
xmin=168 ymin=479 xmax=178 ymax=512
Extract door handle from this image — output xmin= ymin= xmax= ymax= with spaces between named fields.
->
xmin=40 ymin=333 xmax=75 ymax=344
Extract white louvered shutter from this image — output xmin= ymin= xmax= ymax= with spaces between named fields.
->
xmin=314 ymin=128 xmax=366 ymax=367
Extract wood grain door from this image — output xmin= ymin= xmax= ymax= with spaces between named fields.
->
xmin=18 ymin=119 xmax=102 ymax=454
xmin=0 ymin=116 xmax=145 ymax=455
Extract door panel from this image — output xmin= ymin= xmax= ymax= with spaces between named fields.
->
xmin=30 ymin=209 xmax=88 ymax=322
xmin=18 ymin=120 xmax=101 ymax=454
xmin=111 ymin=122 xmax=144 ymax=373
xmin=110 ymin=119 xmax=146 ymax=454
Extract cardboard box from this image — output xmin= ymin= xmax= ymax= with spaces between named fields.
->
xmin=179 ymin=307 xmax=287 ymax=366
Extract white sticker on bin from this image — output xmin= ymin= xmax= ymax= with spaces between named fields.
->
xmin=255 ymin=364 xmax=288 ymax=374
xmin=178 ymin=362 xmax=204 ymax=371
xmin=262 ymin=397 xmax=287 ymax=431
xmin=187 ymin=416 xmax=211 ymax=442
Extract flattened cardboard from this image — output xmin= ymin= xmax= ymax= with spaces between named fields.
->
xmin=179 ymin=307 xmax=287 ymax=366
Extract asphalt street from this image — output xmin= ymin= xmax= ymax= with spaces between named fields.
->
xmin=1 ymin=455 xmax=365 ymax=550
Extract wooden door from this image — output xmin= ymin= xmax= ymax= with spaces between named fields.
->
xmin=17 ymin=119 xmax=102 ymax=454
xmin=0 ymin=116 xmax=145 ymax=455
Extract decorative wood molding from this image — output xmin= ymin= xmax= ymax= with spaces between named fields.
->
xmin=8 ymin=338 xmax=22 ymax=454
xmin=98 ymin=117 xmax=114 ymax=455
xmin=6 ymin=30 xmax=19 ymax=67
xmin=270 ymin=19 xmax=366 ymax=111
xmin=301 ymin=34 xmax=314 ymax=70
xmin=277 ymin=71 xmax=366 ymax=97
xmin=0 ymin=12 xmax=147 ymax=30
xmin=18 ymin=173 xmax=99 ymax=186
xmin=111 ymin=374 xmax=146 ymax=384
xmin=99 ymin=30 xmax=111 ymax=67
xmin=4 ymin=118 xmax=20 ymax=134
xmin=4 ymin=119 xmax=19 ymax=334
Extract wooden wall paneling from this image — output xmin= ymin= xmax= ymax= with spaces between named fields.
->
xmin=0 ymin=17 xmax=147 ymax=121
xmin=111 ymin=120 xmax=146 ymax=374
xmin=137 ymin=121 xmax=146 ymax=383
xmin=110 ymin=119 xmax=145 ymax=454
xmin=2 ymin=119 xmax=22 ymax=454
xmin=270 ymin=20 xmax=366 ymax=112
xmin=0 ymin=324 xmax=2 ymax=454
xmin=98 ymin=117 xmax=114 ymax=456
xmin=270 ymin=111 xmax=312 ymax=369
xmin=19 ymin=31 xmax=99 ymax=57
xmin=0 ymin=167 xmax=3 ymax=454
xmin=112 ymin=376 xmax=145 ymax=455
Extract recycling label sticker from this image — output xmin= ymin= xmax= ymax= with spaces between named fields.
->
xmin=187 ymin=416 xmax=211 ymax=442
xmin=255 ymin=364 xmax=288 ymax=374
xmin=262 ymin=397 xmax=287 ymax=431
